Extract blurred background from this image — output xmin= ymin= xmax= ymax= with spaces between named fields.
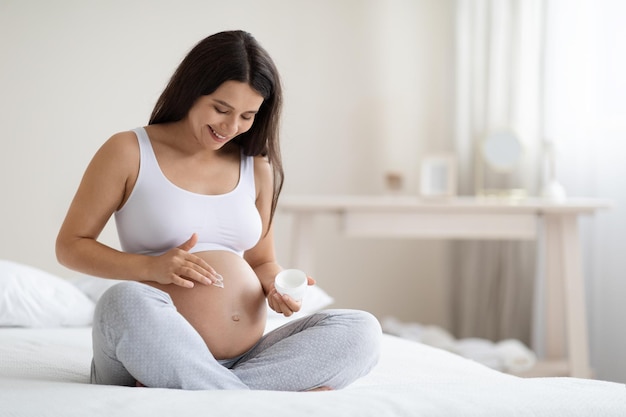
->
xmin=1 ymin=0 xmax=624 ymax=382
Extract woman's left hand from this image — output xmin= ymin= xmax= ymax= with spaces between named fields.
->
xmin=268 ymin=276 xmax=316 ymax=317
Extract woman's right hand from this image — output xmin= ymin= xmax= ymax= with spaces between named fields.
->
xmin=148 ymin=233 xmax=222 ymax=288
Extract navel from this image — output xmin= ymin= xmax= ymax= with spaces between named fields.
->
xmin=231 ymin=314 xmax=240 ymax=322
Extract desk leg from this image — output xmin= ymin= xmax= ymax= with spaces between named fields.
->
xmin=289 ymin=213 xmax=316 ymax=277
xmin=543 ymin=214 xmax=592 ymax=378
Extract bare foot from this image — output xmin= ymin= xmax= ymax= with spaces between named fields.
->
xmin=307 ymin=386 xmax=333 ymax=392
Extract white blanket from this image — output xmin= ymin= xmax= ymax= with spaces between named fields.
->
xmin=0 ymin=327 xmax=624 ymax=417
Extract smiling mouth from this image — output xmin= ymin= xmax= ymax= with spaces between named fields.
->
xmin=210 ymin=126 xmax=228 ymax=140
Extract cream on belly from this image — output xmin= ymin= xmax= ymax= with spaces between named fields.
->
xmin=147 ymin=250 xmax=267 ymax=359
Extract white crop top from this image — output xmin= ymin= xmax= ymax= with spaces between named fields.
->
xmin=114 ymin=127 xmax=262 ymax=257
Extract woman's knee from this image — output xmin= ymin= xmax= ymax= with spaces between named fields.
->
xmin=337 ymin=309 xmax=381 ymax=337
xmin=328 ymin=309 xmax=382 ymax=364
xmin=352 ymin=310 xmax=382 ymax=361
xmin=95 ymin=281 xmax=171 ymax=323
xmin=98 ymin=281 xmax=143 ymax=309
xmin=321 ymin=309 xmax=382 ymax=388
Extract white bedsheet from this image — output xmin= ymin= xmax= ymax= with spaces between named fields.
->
xmin=1 ymin=327 xmax=624 ymax=417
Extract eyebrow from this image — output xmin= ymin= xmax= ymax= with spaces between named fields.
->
xmin=213 ymin=99 xmax=259 ymax=115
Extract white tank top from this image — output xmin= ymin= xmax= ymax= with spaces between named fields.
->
xmin=114 ymin=127 xmax=262 ymax=257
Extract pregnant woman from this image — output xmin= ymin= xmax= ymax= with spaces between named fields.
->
xmin=55 ymin=30 xmax=380 ymax=391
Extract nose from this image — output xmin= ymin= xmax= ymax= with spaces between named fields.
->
xmin=220 ymin=115 xmax=239 ymax=137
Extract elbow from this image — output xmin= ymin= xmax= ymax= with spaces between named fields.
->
xmin=55 ymin=237 xmax=68 ymax=267
xmin=55 ymin=234 xmax=74 ymax=270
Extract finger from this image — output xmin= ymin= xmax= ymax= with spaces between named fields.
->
xmin=268 ymin=296 xmax=281 ymax=314
xmin=273 ymin=292 xmax=302 ymax=316
xmin=284 ymin=295 xmax=302 ymax=313
xmin=182 ymin=257 xmax=222 ymax=286
xmin=272 ymin=292 xmax=290 ymax=316
xmin=307 ymin=276 xmax=316 ymax=286
xmin=177 ymin=233 xmax=198 ymax=252
xmin=211 ymin=275 xmax=224 ymax=288
xmin=187 ymin=254 xmax=219 ymax=279
xmin=179 ymin=265 xmax=218 ymax=286
xmin=171 ymin=274 xmax=194 ymax=289
xmin=266 ymin=289 xmax=278 ymax=309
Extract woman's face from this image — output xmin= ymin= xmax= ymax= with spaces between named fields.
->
xmin=187 ymin=80 xmax=264 ymax=149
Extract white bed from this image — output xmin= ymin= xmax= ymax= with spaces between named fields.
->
xmin=1 ymin=260 xmax=624 ymax=417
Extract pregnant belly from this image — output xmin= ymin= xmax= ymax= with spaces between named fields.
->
xmin=147 ymin=250 xmax=267 ymax=359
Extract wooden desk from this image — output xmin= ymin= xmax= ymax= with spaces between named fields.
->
xmin=278 ymin=195 xmax=610 ymax=378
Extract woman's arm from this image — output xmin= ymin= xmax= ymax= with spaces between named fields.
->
xmin=245 ymin=156 xmax=315 ymax=316
xmin=56 ymin=131 xmax=216 ymax=288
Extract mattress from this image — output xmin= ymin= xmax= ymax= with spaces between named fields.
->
xmin=1 ymin=325 xmax=624 ymax=417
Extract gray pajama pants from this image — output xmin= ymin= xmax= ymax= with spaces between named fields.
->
xmin=91 ymin=281 xmax=381 ymax=391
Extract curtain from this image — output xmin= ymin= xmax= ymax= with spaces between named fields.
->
xmin=451 ymin=0 xmax=545 ymax=344
xmin=542 ymin=0 xmax=626 ymax=383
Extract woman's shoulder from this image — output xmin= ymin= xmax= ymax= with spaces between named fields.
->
xmin=251 ymin=155 xmax=272 ymax=196
xmin=104 ymin=129 xmax=140 ymax=148
xmin=98 ymin=130 xmax=140 ymax=154
xmin=252 ymin=154 xmax=271 ymax=176
xmin=90 ymin=130 xmax=141 ymax=170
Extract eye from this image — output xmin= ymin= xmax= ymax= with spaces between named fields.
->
xmin=241 ymin=114 xmax=254 ymax=121
xmin=214 ymin=106 xmax=228 ymax=114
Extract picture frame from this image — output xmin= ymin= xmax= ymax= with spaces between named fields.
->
xmin=419 ymin=154 xmax=457 ymax=198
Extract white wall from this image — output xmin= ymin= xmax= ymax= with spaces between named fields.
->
xmin=0 ymin=0 xmax=455 ymax=326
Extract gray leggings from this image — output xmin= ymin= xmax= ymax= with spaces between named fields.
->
xmin=91 ymin=281 xmax=381 ymax=391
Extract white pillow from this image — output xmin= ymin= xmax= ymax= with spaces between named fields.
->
xmin=0 ymin=260 xmax=95 ymax=327
xmin=70 ymin=275 xmax=123 ymax=302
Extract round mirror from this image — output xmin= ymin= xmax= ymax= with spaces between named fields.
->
xmin=481 ymin=130 xmax=523 ymax=172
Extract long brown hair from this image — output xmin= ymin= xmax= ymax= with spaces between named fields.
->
xmin=149 ymin=30 xmax=284 ymax=228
